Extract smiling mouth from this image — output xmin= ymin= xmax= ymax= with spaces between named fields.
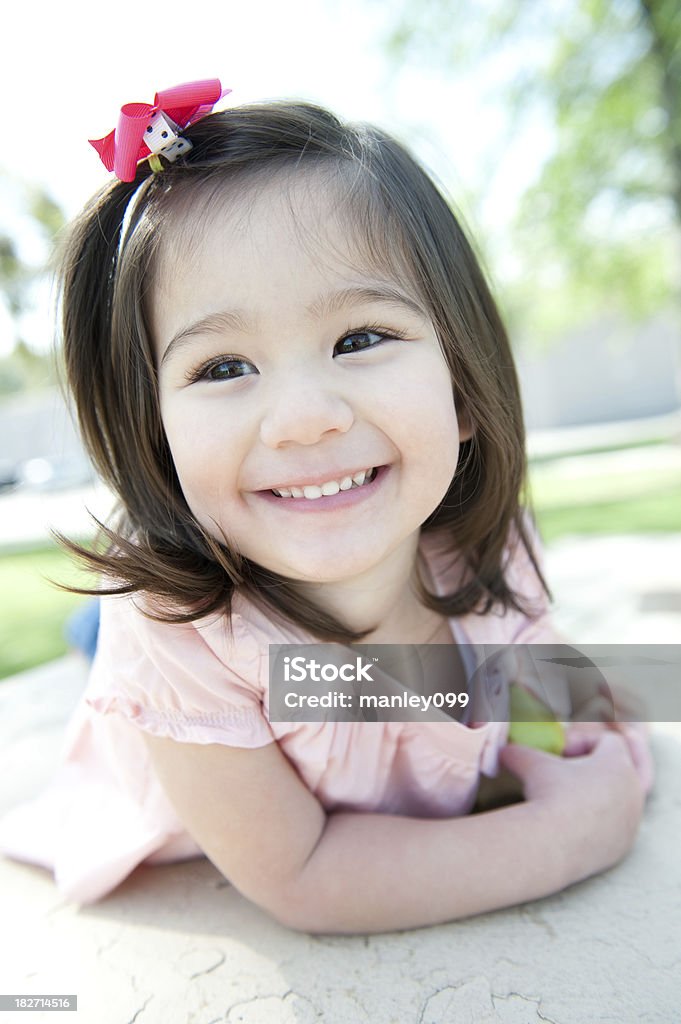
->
xmin=271 ymin=467 xmax=379 ymax=500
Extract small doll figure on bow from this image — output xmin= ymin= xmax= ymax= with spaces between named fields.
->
xmin=89 ymin=79 xmax=230 ymax=181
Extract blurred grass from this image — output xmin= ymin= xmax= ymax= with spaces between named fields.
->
xmin=0 ymin=444 xmax=679 ymax=680
xmin=0 ymin=543 xmax=96 ymax=680
xmin=530 ymin=453 xmax=681 ymax=541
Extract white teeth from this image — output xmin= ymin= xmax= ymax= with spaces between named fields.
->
xmin=272 ymin=467 xmax=376 ymax=499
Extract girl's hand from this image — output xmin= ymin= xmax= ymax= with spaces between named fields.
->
xmin=498 ymin=731 xmax=646 ymax=880
xmin=563 ymin=721 xmax=654 ymax=795
xmin=564 ymin=685 xmax=655 ymax=796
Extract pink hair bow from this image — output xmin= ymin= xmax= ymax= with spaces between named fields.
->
xmin=90 ymin=79 xmax=230 ymax=182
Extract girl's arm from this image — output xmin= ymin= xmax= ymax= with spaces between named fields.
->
xmin=143 ymin=730 xmax=644 ymax=935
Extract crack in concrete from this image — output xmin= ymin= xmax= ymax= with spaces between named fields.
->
xmin=626 ymin=945 xmax=681 ymax=971
xmin=495 ymin=956 xmax=526 ymax=969
xmin=520 ymin=906 xmax=558 ymax=939
xmin=417 ymin=982 xmax=476 ymax=1024
xmin=413 ymin=966 xmax=561 ymax=1024
xmin=225 ymin=990 xmax=290 ymax=1015
xmin=125 ymin=995 xmax=153 ymax=1024
xmin=189 ymin=951 xmax=226 ymax=980
xmin=95 ymin=936 xmax=120 ymax=959
xmin=493 ymin=990 xmax=562 ymax=1024
xmin=537 ymin=1008 xmax=563 ymax=1024
xmin=225 ymin=989 xmax=323 ymax=1021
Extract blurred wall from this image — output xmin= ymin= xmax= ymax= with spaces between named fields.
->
xmin=0 ymin=389 xmax=92 ymax=483
xmin=517 ymin=313 xmax=681 ymax=430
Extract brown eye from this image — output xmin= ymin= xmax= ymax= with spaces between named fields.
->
xmin=203 ymin=359 xmax=256 ymax=382
xmin=334 ymin=331 xmax=389 ymax=356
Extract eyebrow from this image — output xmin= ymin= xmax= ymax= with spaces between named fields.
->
xmin=160 ymin=284 xmax=429 ymax=367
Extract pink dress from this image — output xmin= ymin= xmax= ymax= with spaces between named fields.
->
xmin=0 ymin=518 xmax=568 ymax=904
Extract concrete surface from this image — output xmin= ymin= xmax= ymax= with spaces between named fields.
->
xmin=1 ymin=534 xmax=681 ymax=1023
xmin=544 ymin=532 xmax=681 ymax=644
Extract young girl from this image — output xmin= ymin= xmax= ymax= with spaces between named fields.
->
xmin=0 ymin=81 xmax=652 ymax=935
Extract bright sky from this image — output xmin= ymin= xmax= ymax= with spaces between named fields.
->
xmin=0 ymin=0 xmax=546 ymax=353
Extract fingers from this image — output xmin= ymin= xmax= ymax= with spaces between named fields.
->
xmin=563 ymin=722 xmax=620 ymax=757
xmin=501 ymin=728 xmax=652 ymax=796
xmin=618 ymin=724 xmax=655 ymax=796
xmin=563 ymin=723 xmax=602 ymax=757
xmin=498 ymin=741 xmax=555 ymax=778
xmin=563 ymin=723 xmax=655 ymax=795
xmin=501 ymin=729 xmax=622 ymax=776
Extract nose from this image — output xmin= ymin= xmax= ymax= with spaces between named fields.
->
xmin=259 ymin=376 xmax=354 ymax=448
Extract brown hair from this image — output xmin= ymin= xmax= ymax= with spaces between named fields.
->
xmin=57 ymin=100 xmax=552 ymax=642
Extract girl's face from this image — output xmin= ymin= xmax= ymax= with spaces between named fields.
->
xmin=151 ymin=176 xmax=471 ymax=587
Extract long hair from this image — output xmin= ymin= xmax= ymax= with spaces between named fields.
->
xmin=57 ymin=100 xmax=551 ymax=642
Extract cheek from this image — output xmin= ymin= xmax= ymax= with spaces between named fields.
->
xmin=396 ymin=363 xmax=459 ymax=458
xmin=160 ymin=402 xmax=236 ymax=511
xmin=405 ymin=373 xmax=461 ymax=504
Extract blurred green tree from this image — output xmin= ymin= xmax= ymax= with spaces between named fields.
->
xmin=383 ymin=0 xmax=681 ymax=337
xmin=0 ymin=179 xmax=65 ymax=391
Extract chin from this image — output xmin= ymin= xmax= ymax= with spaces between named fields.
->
xmin=271 ymin=551 xmax=381 ymax=585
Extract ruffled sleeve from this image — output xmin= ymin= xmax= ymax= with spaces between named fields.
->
xmin=503 ymin=513 xmax=570 ymax=645
xmin=86 ymin=594 xmax=275 ymax=748
xmin=0 ymin=595 xmax=277 ymax=905
xmin=499 ymin=511 xmax=572 ymax=719
xmin=449 ymin=511 xmax=573 ymax=728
